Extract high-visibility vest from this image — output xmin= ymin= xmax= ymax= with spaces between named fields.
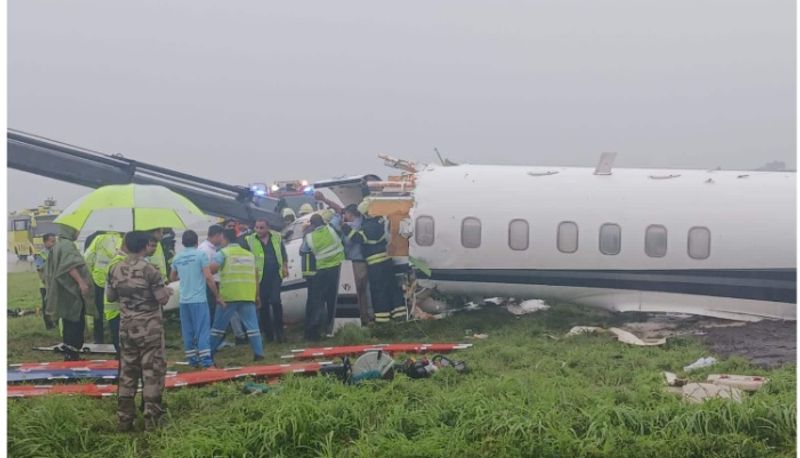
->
xmin=304 ymin=225 xmax=344 ymax=270
xmin=147 ymin=242 xmax=168 ymax=282
xmin=359 ymin=217 xmax=390 ymax=265
xmin=103 ymin=253 xmax=126 ymax=321
xmin=301 ymin=250 xmax=317 ymax=278
xmin=218 ymin=245 xmax=258 ymax=302
xmin=245 ymin=232 xmax=285 ymax=282
xmin=85 ymin=233 xmax=123 ymax=287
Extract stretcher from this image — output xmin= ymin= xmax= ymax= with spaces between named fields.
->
xmin=8 ymin=361 xmax=333 ymax=398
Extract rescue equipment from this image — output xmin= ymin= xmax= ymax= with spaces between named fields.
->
xmin=281 ymin=342 xmax=472 ymax=360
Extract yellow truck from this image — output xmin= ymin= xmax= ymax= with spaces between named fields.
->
xmin=8 ymin=198 xmax=61 ymax=261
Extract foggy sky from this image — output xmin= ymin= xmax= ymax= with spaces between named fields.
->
xmin=8 ymin=0 xmax=796 ymax=210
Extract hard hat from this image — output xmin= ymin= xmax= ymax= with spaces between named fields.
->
xmin=282 ymin=207 xmax=297 ymax=219
xmin=299 ymin=203 xmax=314 ymax=216
xmin=357 ymin=198 xmax=371 ymax=216
xmin=318 ymin=208 xmax=335 ymax=224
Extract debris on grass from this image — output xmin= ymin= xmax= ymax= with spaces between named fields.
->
xmin=566 ymin=326 xmax=665 ymax=346
xmin=707 ymin=374 xmax=768 ymax=392
xmin=608 ymin=327 xmax=666 ymax=346
xmin=506 ymin=299 xmax=550 ymax=315
xmin=683 ymin=356 xmax=718 ymax=372
xmin=663 ymin=371 xmax=687 ymax=387
xmin=680 ymin=382 xmax=743 ymax=403
xmin=466 ymin=333 xmax=489 ymax=340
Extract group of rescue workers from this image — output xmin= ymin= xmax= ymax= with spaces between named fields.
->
xmin=32 ymin=193 xmax=406 ymax=431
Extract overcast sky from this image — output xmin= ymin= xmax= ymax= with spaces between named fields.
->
xmin=8 ymin=0 xmax=796 ymax=210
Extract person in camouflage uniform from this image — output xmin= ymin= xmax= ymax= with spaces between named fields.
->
xmin=106 ymin=231 xmax=172 ymax=432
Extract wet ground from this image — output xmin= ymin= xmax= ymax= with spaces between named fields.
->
xmin=619 ymin=314 xmax=796 ymax=368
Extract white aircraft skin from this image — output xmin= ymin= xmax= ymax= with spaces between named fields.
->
xmin=168 ymin=164 xmax=795 ymax=323
xmin=410 ymin=165 xmax=796 ymax=321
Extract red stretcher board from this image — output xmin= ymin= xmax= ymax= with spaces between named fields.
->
xmin=8 ymin=361 xmax=333 ymax=398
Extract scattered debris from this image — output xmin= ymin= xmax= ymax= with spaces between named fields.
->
xmin=608 ymin=327 xmax=666 ymax=346
xmin=683 ymin=356 xmax=718 ymax=372
xmin=680 ymin=382 xmax=742 ymax=403
xmin=482 ymin=297 xmax=506 ymax=306
xmin=416 ymin=297 xmax=451 ymax=315
xmin=663 ymin=371 xmax=687 ymax=387
xmin=7 ymin=308 xmax=36 ymax=318
xmin=506 ymin=300 xmax=550 ymax=315
xmin=707 ymin=374 xmax=768 ymax=392
xmin=463 ymin=302 xmax=482 ymax=311
xmin=565 ymin=326 xmax=665 ymax=346
xmin=466 ymin=333 xmax=489 ymax=340
xmin=566 ymin=326 xmax=604 ymax=337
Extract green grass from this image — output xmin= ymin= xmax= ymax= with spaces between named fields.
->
xmin=7 ymin=272 xmax=797 ymax=457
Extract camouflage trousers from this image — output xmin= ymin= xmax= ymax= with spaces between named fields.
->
xmin=117 ymin=318 xmax=167 ymax=430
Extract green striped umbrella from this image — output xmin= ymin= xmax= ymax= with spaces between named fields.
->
xmin=55 ymin=184 xmax=209 ymax=232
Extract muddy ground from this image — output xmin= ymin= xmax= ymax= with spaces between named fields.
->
xmin=614 ymin=314 xmax=796 ymax=368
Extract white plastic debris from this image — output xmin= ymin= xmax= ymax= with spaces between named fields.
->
xmin=566 ymin=326 xmax=604 ymax=337
xmin=506 ymin=300 xmax=550 ymax=315
xmin=463 ymin=302 xmax=482 ymax=311
xmin=683 ymin=357 xmax=718 ymax=372
xmin=608 ymin=327 xmax=666 ymax=346
xmin=707 ymin=374 xmax=768 ymax=392
xmin=681 ymin=383 xmax=742 ymax=403
xmin=467 ymin=333 xmax=489 ymax=340
xmin=482 ymin=297 xmax=506 ymax=306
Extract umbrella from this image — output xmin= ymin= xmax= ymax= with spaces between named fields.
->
xmin=55 ymin=184 xmax=210 ymax=233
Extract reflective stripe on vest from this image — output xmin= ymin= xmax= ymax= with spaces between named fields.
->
xmin=245 ymin=231 xmax=285 ymax=281
xmin=366 ymin=252 xmax=389 ymax=265
xmin=219 ymin=246 xmax=257 ymax=302
xmin=305 ymin=226 xmax=344 ymax=270
xmin=302 ymin=252 xmax=316 ymax=277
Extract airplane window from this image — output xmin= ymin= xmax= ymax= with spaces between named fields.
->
xmin=461 ymin=217 xmax=482 ymax=248
xmin=557 ymin=221 xmax=578 ymax=253
xmin=599 ymin=223 xmax=621 ymax=255
xmin=508 ymin=219 xmax=529 ymax=251
xmin=688 ymin=226 xmax=711 ymax=259
xmin=645 ymin=225 xmax=668 ymax=257
xmin=13 ymin=220 xmax=29 ymax=231
xmin=415 ymin=216 xmax=435 ymax=246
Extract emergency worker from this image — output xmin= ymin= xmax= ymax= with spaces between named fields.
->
xmin=105 ymin=241 xmax=128 ymax=354
xmin=34 ymin=233 xmax=57 ymax=329
xmin=242 ymin=218 xmax=288 ymax=342
xmin=282 ymin=207 xmax=297 ymax=223
xmin=45 ymin=224 xmax=96 ymax=361
xmin=106 ymin=231 xmax=172 ymax=432
xmin=342 ymin=200 xmax=406 ymax=323
xmin=302 ymin=214 xmax=344 ymax=340
xmin=146 ymin=229 xmax=169 ymax=281
xmin=84 ymin=231 xmax=123 ymax=344
xmin=298 ymin=203 xmax=314 ymax=217
xmin=299 ymin=224 xmax=317 ymax=338
xmin=209 ymin=229 xmax=264 ymax=360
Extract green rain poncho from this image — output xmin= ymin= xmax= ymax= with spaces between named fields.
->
xmin=44 ymin=224 xmax=97 ymax=322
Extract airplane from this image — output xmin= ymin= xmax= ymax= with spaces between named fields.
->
xmin=237 ymin=154 xmax=796 ymax=324
xmin=8 ymin=131 xmax=794 ymax=323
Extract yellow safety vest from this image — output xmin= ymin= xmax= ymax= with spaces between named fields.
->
xmin=304 ymin=225 xmax=344 ymax=270
xmin=103 ymin=253 xmax=126 ymax=321
xmin=219 ymin=245 xmax=258 ymax=302
xmin=245 ymin=232 xmax=285 ymax=282
xmin=147 ymin=242 xmax=168 ymax=282
xmin=84 ymin=233 xmax=123 ymax=287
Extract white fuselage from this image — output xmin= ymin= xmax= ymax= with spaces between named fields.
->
xmin=409 ymin=165 xmax=796 ymax=321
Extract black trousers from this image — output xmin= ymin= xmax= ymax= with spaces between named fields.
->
xmin=40 ymin=288 xmax=55 ymax=329
xmin=93 ymin=283 xmax=105 ymax=344
xmin=306 ymin=266 xmax=340 ymax=340
xmin=258 ymin=270 xmax=284 ymax=341
xmin=367 ymin=260 xmax=405 ymax=315
xmin=302 ymin=275 xmax=315 ymax=340
xmin=62 ymin=300 xmax=86 ymax=360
